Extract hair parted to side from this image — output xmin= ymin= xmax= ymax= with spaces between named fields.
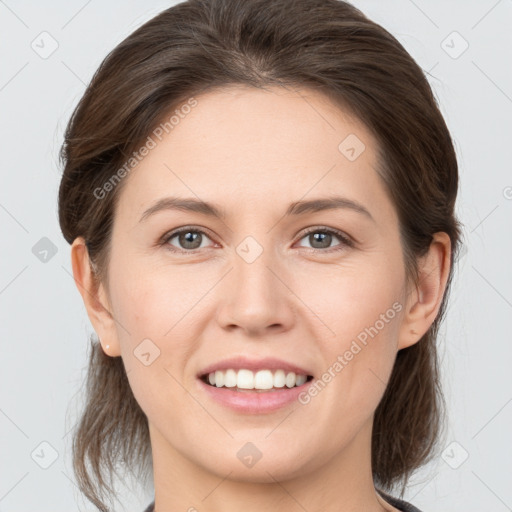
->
xmin=58 ymin=0 xmax=463 ymax=510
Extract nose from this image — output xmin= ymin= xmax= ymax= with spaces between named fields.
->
xmin=216 ymin=247 xmax=295 ymax=337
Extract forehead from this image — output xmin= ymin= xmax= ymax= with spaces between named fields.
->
xmin=115 ymin=85 xmax=395 ymax=226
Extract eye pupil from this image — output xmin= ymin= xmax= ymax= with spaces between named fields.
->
xmin=310 ymin=232 xmax=332 ymax=249
xmin=179 ymin=231 xmax=202 ymax=249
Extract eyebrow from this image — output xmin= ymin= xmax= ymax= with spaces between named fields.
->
xmin=139 ymin=195 xmax=375 ymax=223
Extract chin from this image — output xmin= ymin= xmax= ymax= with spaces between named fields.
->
xmin=190 ymin=445 xmax=315 ymax=483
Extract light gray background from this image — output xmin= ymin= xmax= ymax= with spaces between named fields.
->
xmin=1 ymin=1 xmax=511 ymax=511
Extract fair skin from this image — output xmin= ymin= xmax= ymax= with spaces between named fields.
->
xmin=71 ymin=85 xmax=451 ymax=512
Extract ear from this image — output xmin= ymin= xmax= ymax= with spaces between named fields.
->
xmin=70 ymin=237 xmax=122 ymax=357
xmin=397 ymin=232 xmax=452 ymax=350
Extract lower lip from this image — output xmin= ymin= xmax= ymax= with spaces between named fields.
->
xmin=197 ymin=378 xmax=314 ymax=414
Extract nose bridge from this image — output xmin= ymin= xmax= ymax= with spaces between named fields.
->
xmin=232 ymin=237 xmax=280 ymax=308
xmin=216 ymin=235 xmax=294 ymax=333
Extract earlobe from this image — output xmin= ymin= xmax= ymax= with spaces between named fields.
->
xmin=70 ymin=237 xmax=122 ymax=357
xmin=397 ymin=232 xmax=451 ymax=351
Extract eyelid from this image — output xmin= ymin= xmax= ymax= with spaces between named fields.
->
xmin=295 ymin=226 xmax=355 ymax=250
xmin=160 ymin=225 xmax=218 ymax=250
xmin=160 ymin=225 xmax=355 ymax=253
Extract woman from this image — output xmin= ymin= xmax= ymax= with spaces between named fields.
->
xmin=58 ymin=0 xmax=463 ymax=511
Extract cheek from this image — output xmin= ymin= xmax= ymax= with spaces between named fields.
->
xmin=340 ymin=277 xmax=402 ymax=361
xmin=109 ymin=261 xmax=202 ymax=343
xmin=108 ymin=265 xmax=204 ymax=397
xmin=307 ymin=265 xmax=403 ymax=394
xmin=111 ymin=271 xmax=200 ymax=422
xmin=297 ymin=253 xmax=403 ymax=339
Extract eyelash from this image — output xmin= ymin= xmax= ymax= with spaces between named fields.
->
xmin=160 ymin=225 xmax=354 ymax=254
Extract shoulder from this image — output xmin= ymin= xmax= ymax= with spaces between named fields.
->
xmin=142 ymin=502 xmax=154 ymax=512
xmin=377 ymin=488 xmax=424 ymax=512
xmin=142 ymin=493 xmax=423 ymax=512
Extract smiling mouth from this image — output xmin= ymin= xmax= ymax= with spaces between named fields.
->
xmin=199 ymin=369 xmax=314 ymax=392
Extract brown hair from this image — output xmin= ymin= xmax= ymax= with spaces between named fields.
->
xmin=58 ymin=0 xmax=463 ymax=510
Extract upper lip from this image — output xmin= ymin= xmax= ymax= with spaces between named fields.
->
xmin=197 ymin=356 xmax=314 ymax=378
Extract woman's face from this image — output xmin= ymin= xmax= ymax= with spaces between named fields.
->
xmin=93 ymin=85 xmax=419 ymax=482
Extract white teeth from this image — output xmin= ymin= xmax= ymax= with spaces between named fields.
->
xmin=224 ymin=369 xmax=237 ymax=387
xmin=295 ymin=374 xmax=307 ymax=386
xmin=273 ymin=369 xmax=286 ymax=388
xmin=204 ymin=369 xmax=310 ymax=390
xmin=254 ymin=370 xmax=273 ymax=389
xmin=285 ymin=372 xmax=296 ymax=388
xmin=237 ymin=369 xmax=254 ymax=389
xmin=214 ymin=370 xmax=224 ymax=388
